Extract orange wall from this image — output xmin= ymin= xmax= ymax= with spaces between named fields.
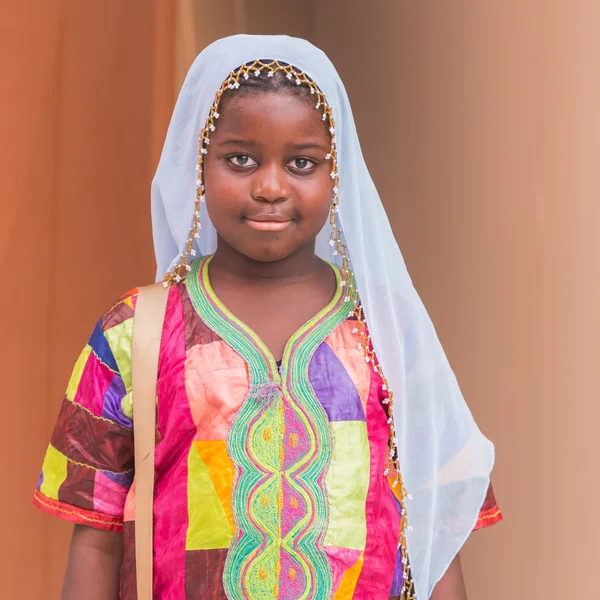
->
xmin=312 ymin=1 xmax=600 ymax=598
xmin=312 ymin=2 xmax=537 ymax=596
xmin=3 ymin=2 xmax=600 ymax=598
xmin=535 ymin=4 xmax=600 ymax=595
xmin=1 ymin=5 xmax=62 ymax=596
xmin=174 ymin=0 xmax=315 ymax=91
xmin=0 ymin=2 xmax=173 ymax=597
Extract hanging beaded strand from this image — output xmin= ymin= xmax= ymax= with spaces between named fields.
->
xmin=355 ymin=314 xmax=415 ymax=598
xmin=162 ymin=60 xmax=415 ymax=599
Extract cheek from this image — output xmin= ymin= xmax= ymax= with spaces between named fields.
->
xmin=205 ymin=160 xmax=229 ymax=194
xmin=297 ymin=176 xmax=333 ymax=219
xmin=204 ymin=160 xmax=246 ymax=209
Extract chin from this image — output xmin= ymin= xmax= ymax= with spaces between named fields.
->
xmin=243 ymin=248 xmax=294 ymax=263
xmin=232 ymin=240 xmax=300 ymax=263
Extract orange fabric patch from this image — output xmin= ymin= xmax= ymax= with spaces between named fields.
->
xmin=194 ymin=440 xmax=235 ymax=534
xmin=123 ymin=481 xmax=136 ymax=521
xmin=333 ymin=551 xmax=365 ymax=599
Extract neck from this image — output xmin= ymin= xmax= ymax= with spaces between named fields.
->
xmin=210 ymin=238 xmax=322 ymax=285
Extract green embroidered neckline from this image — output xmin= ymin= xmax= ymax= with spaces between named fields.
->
xmin=185 ymin=255 xmax=355 ymax=599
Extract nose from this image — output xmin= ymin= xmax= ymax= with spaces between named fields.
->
xmin=251 ymin=163 xmax=288 ymax=203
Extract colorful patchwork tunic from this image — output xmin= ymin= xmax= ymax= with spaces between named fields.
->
xmin=34 ymin=257 xmax=502 ymax=599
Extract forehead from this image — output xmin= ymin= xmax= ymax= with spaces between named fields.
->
xmin=214 ymin=91 xmax=329 ymax=141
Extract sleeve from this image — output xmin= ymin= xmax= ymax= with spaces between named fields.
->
xmin=33 ymin=290 xmax=139 ymax=531
xmin=386 ymin=481 xmax=502 ymax=596
xmin=473 ymin=483 xmax=503 ymax=530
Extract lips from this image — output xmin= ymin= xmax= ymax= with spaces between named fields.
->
xmin=244 ymin=213 xmax=293 ymax=231
xmin=244 ymin=213 xmax=290 ymax=222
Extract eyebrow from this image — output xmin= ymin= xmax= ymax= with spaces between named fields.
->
xmin=217 ymin=138 xmax=258 ymax=148
xmin=217 ymin=138 xmax=328 ymax=152
xmin=291 ymin=142 xmax=329 ymax=151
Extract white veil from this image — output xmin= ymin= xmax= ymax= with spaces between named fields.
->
xmin=151 ymin=34 xmax=494 ymax=599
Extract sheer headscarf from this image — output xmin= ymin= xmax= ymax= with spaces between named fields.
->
xmin=151 ymin=34 xmax=494 ymax=599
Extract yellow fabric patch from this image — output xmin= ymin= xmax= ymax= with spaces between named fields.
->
xmin=186 ymin=441 xmax=235 ymax=550
xmin=103 ymin=318 xmax=134 ymax=393
xmin=40 ymin=445 xmax=68 ymax=501
xmin=66 ymin=345 xmax=92 ymax=402
xmin=333 ymin=552 xmax=365 ymax=599
xmin=121 ymin=391 xmax=133 ymax=421
xmin=325 ymin=421 xmax=370 ymax=550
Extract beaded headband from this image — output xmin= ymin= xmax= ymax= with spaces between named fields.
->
xmin=163 ymin=59 xmax=414 ymax=598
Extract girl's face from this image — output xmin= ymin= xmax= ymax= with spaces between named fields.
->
xmin=203 ymin=91 xmax=333 ymax=263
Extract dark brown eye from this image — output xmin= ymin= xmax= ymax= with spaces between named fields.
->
xmin=229 ymin=155 xmax=257 ymax=167
xmin=289 ymin=158 xmax=315 ymax=171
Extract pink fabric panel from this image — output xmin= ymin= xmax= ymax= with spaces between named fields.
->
xmin=93 ymin=470 xmax=128 ymax=517
xmin=73 ymin=351 xmax=114 ymax=417
xmin=153 ymin=285 xmax=196 ymax=598
xmin=352 ymin=369 xmax=400 ymax=599
xmin=324 ymin=321 xmax=371 ymax=415
xmin=185 ymin=339 xmax=249 ymax=441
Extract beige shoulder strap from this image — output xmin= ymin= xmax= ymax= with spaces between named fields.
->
xmin=132 ymin=282 xmax=169 ymax=600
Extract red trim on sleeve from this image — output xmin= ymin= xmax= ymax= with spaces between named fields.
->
xmin=33 ymin=489 xmax=124 ymax=532
xmin=473 ymin=483 xmax=503 ymax=530
xmin=474 ymin=504 xmax=503 ymax=530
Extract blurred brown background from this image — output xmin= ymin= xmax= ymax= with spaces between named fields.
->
xmin=2 ymin=1 xmax=599 ymax=598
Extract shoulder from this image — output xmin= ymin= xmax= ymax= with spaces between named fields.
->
xmin=100 ymin=282 xmax=183 ymax=337
xmin=100 ymin=288 xmax=140 ymax=333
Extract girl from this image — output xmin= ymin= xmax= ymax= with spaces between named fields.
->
xmin=34 ymin=35 xmax=501 ymax=599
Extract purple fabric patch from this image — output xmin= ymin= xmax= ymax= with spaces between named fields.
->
xmin=102 ymin=469 xmax=134 ymax=489
xmin=309 ymin=342 xmax=365 ymax=422
xmin=389 ymin=488 xmax=405 ymax=595
xmin=389 ymin=546 xmax=405 ymax=596
xmin=102 ymin=375 xmax=132 ymax=428
xmin=36 ymin=470 xmax=43 ymax=490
